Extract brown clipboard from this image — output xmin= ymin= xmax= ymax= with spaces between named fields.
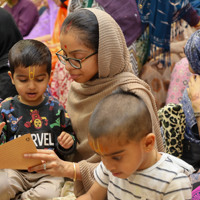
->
xmin=0 ymin=133 xmax=41 ymax=169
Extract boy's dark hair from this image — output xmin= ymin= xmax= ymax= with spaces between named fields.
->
xmin=89 ymin=88 xmax=152 ymax=142
xmin=61 ymin=9 xmax=99 ymax=52
xmin=8 ymin=39 xmax=52 ymax=76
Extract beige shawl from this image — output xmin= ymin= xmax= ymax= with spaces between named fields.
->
xmin=66 ymin=8 xmax=164 ymax=196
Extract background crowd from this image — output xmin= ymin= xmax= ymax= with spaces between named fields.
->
xmin=0 ymin=0 xmax=200 ymax=199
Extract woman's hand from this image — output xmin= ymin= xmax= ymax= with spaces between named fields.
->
xmin=187 ymin=75 xmax=200 ymax=113
xmin=24 ymin=149 xmax=74 ymax=178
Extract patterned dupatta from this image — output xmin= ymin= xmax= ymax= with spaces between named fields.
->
xmin=137 ymin=0 xmax=190 ymax=66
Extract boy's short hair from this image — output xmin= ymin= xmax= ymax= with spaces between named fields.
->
xmin=89 ymin=88 xmax=152 ymax=142
xmin=8 ymin=39 xmax=52 ymax=76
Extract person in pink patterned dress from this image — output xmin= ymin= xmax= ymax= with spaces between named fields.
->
xmin=166 ymin=57 xmax=192 ymax=104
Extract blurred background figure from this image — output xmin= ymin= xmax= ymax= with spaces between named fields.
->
xmin=2 ymin=0 xmax=39 ymax=36
xmin=24 ymin=0 xmax=59 ymax=41
xmin=0 ymin=8 xmax=23 ymax=101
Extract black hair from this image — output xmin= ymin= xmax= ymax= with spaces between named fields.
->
xmin=89 ymin=88 xmax=152 ymax=142
xmin=60 ymin=9 xmax=99 ymax=52
xmin=8 ymin=39 xmax=52 ymax=76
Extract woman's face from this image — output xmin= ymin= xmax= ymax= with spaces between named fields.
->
xmin=59 ymin=30 xmax=98 ymax=83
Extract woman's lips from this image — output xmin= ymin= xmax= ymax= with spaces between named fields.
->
xmin=70 ymin=74 xmax=80 ymax=80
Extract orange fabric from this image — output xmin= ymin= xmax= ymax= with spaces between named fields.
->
xmin=45 ymin=1 xmax=69 ymax=85
xmin=52 ymin=2 xmax=68 ymax=43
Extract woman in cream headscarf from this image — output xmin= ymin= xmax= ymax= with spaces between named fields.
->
xmin=25 ymin=8 xmax=164 ymax=197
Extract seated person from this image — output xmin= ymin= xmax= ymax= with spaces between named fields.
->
xmin=23 ymin=8 xmax=164 ymax=198
xmin=0 ymin=8 xmax=22 ymax=101
xmin=3 ymin=0 xmax=39 ymax=36
xmin=0 ymin=39 xmax=76 ymax=200
xmin=179 ymin=30 xmax=200 ymax=170
xmin=166 ymin=57 xmax=192 ymax=104
xmin=77 ymin=88 xmax=195 ymax=200
xmin=24 ymin=0 xmax=59 ymax=40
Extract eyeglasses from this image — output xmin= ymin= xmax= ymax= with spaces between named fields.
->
xmin=56 ymin=49 xmax=98 ymax=69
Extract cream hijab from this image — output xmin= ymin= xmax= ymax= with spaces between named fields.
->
xmin=66 ymin=8 xmax=164 ymax=161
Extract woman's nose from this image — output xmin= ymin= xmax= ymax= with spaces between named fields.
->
xmin=65 ymin=61 xmax=74 ymax=71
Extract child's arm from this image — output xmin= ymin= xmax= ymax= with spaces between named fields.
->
xmin=55 ymin=104 xmax=76 ymax=158
xmin=55 ymin=130 xmax=76 ymax=159
xmin=77 ymin=181 xmax=107 ymax=200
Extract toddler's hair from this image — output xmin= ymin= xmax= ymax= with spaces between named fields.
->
xmin=9 ymin=39 xmax=52 ymax=76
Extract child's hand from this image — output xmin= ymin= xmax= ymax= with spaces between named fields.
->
xmin=57 ymin=131 xmax=74 ymax=149
xmin=187 ymin=75 xmax=200 ymax=113
xmin=0 ymin=122 xmax=5 ymax=135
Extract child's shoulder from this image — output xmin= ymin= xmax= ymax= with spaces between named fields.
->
xmin=0 ymin=97 xmax=16 ymax=113
xmin=0 ymin=96 xmax=15 ymax=107
xmin=46 ymin=96 xmax=65 ymax=108
xmin=139 ymin=153 xmax=194 ymax=186
xmin=159 ymin=153 xmax=195 ymax=175
xmin=1 ymin=97 xmax=14 ymax=104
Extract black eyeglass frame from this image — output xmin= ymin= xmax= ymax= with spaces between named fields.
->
xmin=56 ymin=49 xmax=98 ymax=69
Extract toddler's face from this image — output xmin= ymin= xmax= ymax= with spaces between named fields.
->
xmin=9 ymin=65 xmax=49 ymax=106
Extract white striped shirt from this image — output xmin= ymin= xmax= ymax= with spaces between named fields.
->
xmin=94 ymin=153 xmax=195 ymax=200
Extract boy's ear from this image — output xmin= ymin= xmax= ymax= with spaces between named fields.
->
xmin=143 ymin=133 xmax=155 ymax=152
xmin=8 ymin=71 xmax=15 ymax=85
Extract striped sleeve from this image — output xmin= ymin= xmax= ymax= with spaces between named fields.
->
xmin=94 ymin=161 xmax=109 ymax=188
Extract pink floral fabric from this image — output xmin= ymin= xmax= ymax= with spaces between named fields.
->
xmin=166 ymin=57 xmax=192 ymax=104
xmin=51 ymin=61 xmax=73 ymax=109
